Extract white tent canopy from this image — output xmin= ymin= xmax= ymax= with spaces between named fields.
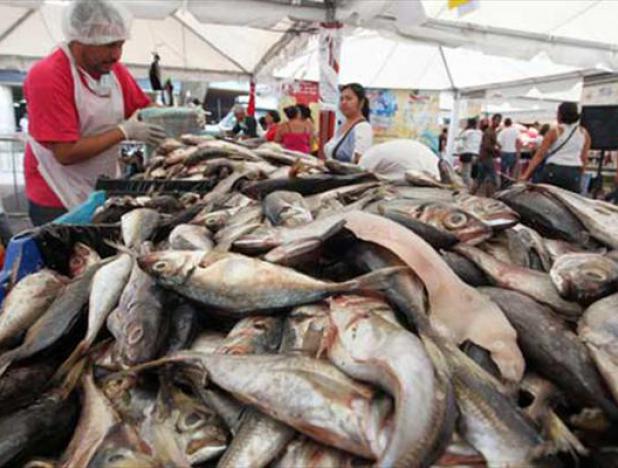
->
xmin=0 ymin=0 xmax=612 ymax=92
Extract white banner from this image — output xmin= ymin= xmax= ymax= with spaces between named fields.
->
xmin=319 ymin=24 xmax=342 ymax=112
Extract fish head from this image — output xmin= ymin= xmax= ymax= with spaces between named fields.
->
xmin=88 ymin=424 xmax=159 ymax=468
xmin=420 ymin=203 xmax=492 ymax=245
xmin=550 ymin=253 xmax=618 ymax=303
xmin=137 ymin=251 xmax=201 ymax=286
xmin=69 ymin=242 xmax=101 ymax=277
xmin=218 ymin=316 xmax=283 ymax=354
xmin=456 ymin=195 xmax=519 ymax=229
xmin=281 ymin=304 xmax=330 ymax=354
xmin=278 ymin=204 xmax=314 ymax=227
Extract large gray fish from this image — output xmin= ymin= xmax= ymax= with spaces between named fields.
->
xmin=481 ymin=287 xmax=618 ymax=420
xmin=578 ymin=292 xmax=618 ymax=404
xmin=536 ymin=183 xmax=618 ymax=249
xmin=121 ymin=208 xmax=161 ymax=248
xmin=452 ymin=192 xmax=519 ymax=229
xmin=550 ymin=253 xmax=618 ymax=304
xmin=326 ymin=295 xmax=455 ymax=467
xmin=169 ymin=224 xmax=214 ymax=251
xmin=0 ymin=262 xmax=103 ymax=377
xmin=56 ymin=254 xmax=133 ymax=379
xmin=107 ymin=261 xmax=166 ymax=367
xmin=140 ymin=352 xmax=392 ymax=460
xmin=263 ymin=190 xmax=313 ymax=227
xmin=497 ymin=184 xmax=589 ymax=245
xmin=0 ymin=391 xmax=78 ymax=467
xmin=506 ymin=224 xmax=552 ymax=271
xmin=137 ymin=250 xmax=404 ymax=315
xmin=455 ymin=244 xmax=583 ymax=320
xmin=0 ymin=268 xmax=67 ymax=347
xmin=380 ymin=199 xmax=492 ymax=247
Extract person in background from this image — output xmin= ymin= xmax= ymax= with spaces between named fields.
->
xmin=531 ymin=123 xmax=550 ymax=183
xmin=263 ymin=110 xmax=280 ymax=142
xmin=497 ymin=117 xmax=522 ymax=185
xmin=324 ymin=83 xmax=373 ymax=163
xmin=439 ymin=127 xmax=448 ymax=155
xmin=297 ymin=103 xmax=318 ymax=154
xmin=472 ymin=114 xmax=502 ymax=197
xmin=275 ymin=106 xmax=313 ymax=154
xmin=359 ymin=139 xmax=440 ymax=181
xmin=520 ymin=102 xmax=590 ymax=193
xmin=230 ymin=104 xmax=257 ymax=139
xmin=457 ymin=117 xmax=482 ymax=187
xmin=19 ymin=111 xmax=28 ymax=134
xmin=23 ymin=0 xmax=164 ymax=226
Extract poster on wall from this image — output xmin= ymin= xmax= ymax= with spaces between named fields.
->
xmin=367 ymin=88 xmax=441 ymax=152
xmin=581 ymin=82 xmax=618 ymax=106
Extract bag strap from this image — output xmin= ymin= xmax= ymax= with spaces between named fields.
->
xmin=332 ymin=119 xmax=364 ymax=160
xmin=545 ymin=125 xmax=579 ymax=161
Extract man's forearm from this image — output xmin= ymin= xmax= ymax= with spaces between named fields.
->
xmin=50 ymin=127 xmax=125 ymax=165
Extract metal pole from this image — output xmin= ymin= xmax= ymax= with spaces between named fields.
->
xmin=439 ymin=46 xmax=460 ymax=163
xmin=318 ymin=1 xmax=341 ymax=159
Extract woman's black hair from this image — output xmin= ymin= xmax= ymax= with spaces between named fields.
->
xmin=297 ymin=104 xmax=312 ymax=121
xmin=557 ymin=102 xmax=580 ymax=124
xmin=341 ymin=82 xmax=370 ymax=121
xmin=283 ymin=105 xmax=299 ymax=120
xmin=258 ymin=116 xmax=267 ymax=130
xmin=466 ymin=117 xmax=477 ymax=129
xmin=267 ymin=109 xmax=281 ymax=123
xmin=540 ymin=123 xmax=551 ymax=136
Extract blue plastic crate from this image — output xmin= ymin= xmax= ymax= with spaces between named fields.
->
xmin=0 ymin=230 xmax=45 ymax=305
xmin=54 ymin=190 xmax=106 ymax=225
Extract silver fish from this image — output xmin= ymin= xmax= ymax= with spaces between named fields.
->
xmin=121 ymin=208 xmax=161 ymax=248
xmin=137 ymin=250 xmax=404 ymax=315
xmin=169 ymin=224 xmax=214 ymax=251
xmin=550 ymin=253 xmax=618 ymax=304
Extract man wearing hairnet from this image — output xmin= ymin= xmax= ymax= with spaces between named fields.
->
xmin=23 ymin=0 xmax=165 ymax=225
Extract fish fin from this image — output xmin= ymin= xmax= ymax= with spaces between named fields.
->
xmin=340 ymin=266 xmax=407 ymax=293
xmin=7 ymin=249 xmax=23 ymax=292
xmin=0 ymin=348 xmax=17 ymax=378
xmin=103 ymin=239 xmax=138 ymax=257
xmin=545 ymin=411 xmax=588 ymax=457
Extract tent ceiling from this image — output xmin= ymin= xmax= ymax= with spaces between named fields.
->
xmin=0 ymin=0 xmax=612 ymax=91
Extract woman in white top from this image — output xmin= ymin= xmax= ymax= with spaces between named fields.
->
xmin=521 ymin=102 xmax=590 ymax=193
xmin=324 ymin=83 xmax=373 ymax=163
xmin=457 ymin=117 xmax=482 ymax=187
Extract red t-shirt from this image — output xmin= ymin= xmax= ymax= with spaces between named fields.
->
xmin=24 ymin=48 xmax=150 ymax=208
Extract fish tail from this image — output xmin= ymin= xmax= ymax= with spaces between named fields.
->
xmin=340 ymin=266 xmax=407 ymax=293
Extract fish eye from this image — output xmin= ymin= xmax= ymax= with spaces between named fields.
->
xmin=178 ymin=411 xmax=206 ymax=431
xmin=582 ymin=268 xmax=607 ymax=281
xmin=153 ymin=261 xmax=168 ymax=272
xmin=444 ymin=213 xmax=468 ymax=229
xmin=107 ymin=451 xmax=129 ymax=463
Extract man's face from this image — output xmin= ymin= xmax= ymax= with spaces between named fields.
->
xmin=234 ymin=110 xmax=245 ymax=122
xmin=492 ymin=116 xmax=502 ymax=128
xmin=81 ymin=41 xmax=124 ymax=75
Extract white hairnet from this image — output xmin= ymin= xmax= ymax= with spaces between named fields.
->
xmin=63 ymin=0 xmax=132 ymax=45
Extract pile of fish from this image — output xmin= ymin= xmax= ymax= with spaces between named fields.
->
xmin=1 ymin=138 xmax=618 ymax=467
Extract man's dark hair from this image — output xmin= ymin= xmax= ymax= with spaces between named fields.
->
xmin=504 ymin=118 xmax=512 ymax=126
xmin=557 ymin=102 xmax=580 ymax=124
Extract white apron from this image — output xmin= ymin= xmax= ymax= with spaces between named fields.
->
xmin=29 ymin=43 xmax=123 ymax=209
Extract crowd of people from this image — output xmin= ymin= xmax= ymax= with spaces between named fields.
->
xmin=455 ymin=102 xmax=591 ymax=196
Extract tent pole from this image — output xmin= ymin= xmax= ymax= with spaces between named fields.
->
xmin=318 ymin=0 xmax=341 ymax=159
xmin=439 ymin=46 xmax=459 ymax=163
